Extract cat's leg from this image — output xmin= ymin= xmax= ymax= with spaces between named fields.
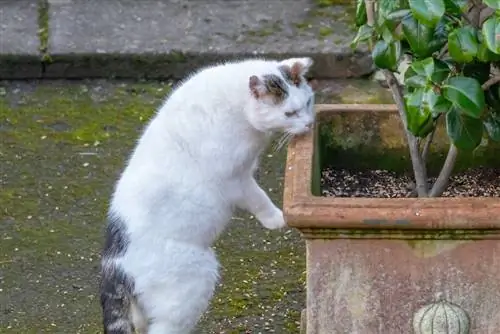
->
xmin=130 ymin=300 xmax=148 ymax=333
xmin=133 ymin=244 xmax=219 ymax=334
xmin=236 ymin=176 xmax=285 ymax=230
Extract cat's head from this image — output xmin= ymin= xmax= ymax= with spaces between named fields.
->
xmin=247 ymin=57 xmax=316 ymax=135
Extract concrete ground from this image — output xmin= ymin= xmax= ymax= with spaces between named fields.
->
xmin=0 ymin=79 xmax=391 ymax=333
xmin=0 ymin=0 xmax=372 ymax=80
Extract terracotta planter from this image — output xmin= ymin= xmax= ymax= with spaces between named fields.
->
xmin=283 ymin=104 xmax=500 ymax=334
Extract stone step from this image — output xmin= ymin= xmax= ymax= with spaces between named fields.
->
xmin=0 ymin=0 xmax=374 ymax=80
xmin=0 ymin=0 xmax=42 ymax=78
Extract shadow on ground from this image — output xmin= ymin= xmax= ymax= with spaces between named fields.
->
xmin=0 ymin=79 xmax=390 ymax=333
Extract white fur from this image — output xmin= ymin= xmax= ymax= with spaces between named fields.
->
xmin=110 ymin=58 xmax=315 ymax=333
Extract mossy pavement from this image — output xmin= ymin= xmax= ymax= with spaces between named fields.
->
xmin=0 ymin=79 xmax=391 ymax=333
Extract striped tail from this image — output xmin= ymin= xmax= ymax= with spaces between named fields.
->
xmin=100 ymin=264 xmax=135 ymax=334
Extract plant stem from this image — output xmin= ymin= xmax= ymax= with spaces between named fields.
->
xmin=365 ymin=0 xmax=376 ymax=50
xmin=421 ymin=125 xmax=436 ymax=164
xmin=383 ymin=70 xmax=429 ymax=197
xmin=429 ymin=144 xmax=458 ymax=197
xmin=438 ymin=44 xmax=448 ymax=59
xmin=467 ymin=1 xmax=482 ymax=28
xmin=482 ymin=75 xmax=500 ymax=91
xmin=461 ymin=12 xmax=473 ymax=25
xmin=365 ymin=0 xmax=376 ymax=27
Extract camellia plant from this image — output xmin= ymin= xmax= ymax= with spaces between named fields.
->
xmin=351 ymin=0 xmax=500 ymax=197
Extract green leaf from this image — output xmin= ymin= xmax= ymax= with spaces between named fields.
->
xmin=378 ymin=17 xmax=406 ymax=42
xmin=482 ymin=16 xmax=500 ymax=55
xmin=386 ymin=9 xmax=411 ymax=21
xmin=376 ymin=0 xmax=407 ymax=30
xmin=401 ymin=15 xmax=447 ymax=58
xmin=446 ymin=108 xmax=483 ymax=150
xmin=483 ymin=0 xmax=500 ymax=10
xmin=378 ymin=0 xmax=408 ymax=19
xmin=409 ymin=0 xmax=445 ymax=27
xmin=350 ymin=24 xmax=374 ymax=49
xmin=405 ymin=72 xmax=427 ymax=88
xmin=372 ymin=40 xmax=402 ymax=71
xmin=448 ymin=26 xmax=479 ymax=62
xmin=410 ymin=57 xmax=451 ymax=84
xmin=429 ymin=59 xmax=451 ymax=83
xmin=444 ymin=0 xmax=468 ymax=15
xmin=425 ymin=88 xmax=453 ymax=116
xmin=442 ymin=76 xmax=485 ymax=118
xmin=484 ymin=112 xmax=500 ymax=141
xmin=405 ymin=88 xmax=435 ymax=137
xmin=477 ymin=42 xmax=500 ymax=62
xmin=381 ymin=25 xmax=396 ymax=43
xmin=355 ymin=0 xmax=367 ymax=27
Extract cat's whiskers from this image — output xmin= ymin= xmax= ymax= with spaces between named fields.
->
xmin=273 ymin=131 xmax=293 ymax=153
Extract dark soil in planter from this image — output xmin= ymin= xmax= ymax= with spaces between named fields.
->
xmin=321 ymin=167 xmax=500 ymax=198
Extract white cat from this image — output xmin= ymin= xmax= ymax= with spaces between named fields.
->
xmin=99 ymin=57 xmax=316 ymax=334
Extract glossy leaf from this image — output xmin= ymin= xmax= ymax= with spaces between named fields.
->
xmin=446 ymin=108 xmax=483 ymax=150
xmin=381 ymin=25 xmax=396 ymax=43
xmin=448 ymin=26 xmax=479 ymax=62
xmin=477 ymin=42 xmax=500 ymax=62
xmin=377 ymin=0 xmax=408 ymax=19
xmin=403 ymin=61 xmax=427 ymax=89
xmin=405 ymin=88 xmax=435 ymax=137
xmin=350 ymin=24 xmax=374 ymax=49
xmin=409 ymin=0 xmax=445 ymax=27
xmin=377 ymin=5 xmax=407 ymax=40
xmin=484 ymin=112 xmax=500 ymax=142
xmin=482 ymin=16 xmax=500 ymax=55
xmin=442 ymin=76 xmax=485 ymax=118
xmin=425 ymin=89 xmax=453 ymax=116
xmin=405 ymin=72 xmax=427 ymax=88
xmin=372 ymin=40 xmax=401 ymax=71
xmin=355 ymin=0 xmax=367 ymax=27
xmin=410 ymin=57 xmax=451 ymax=84
xmin=401 ymin=15 xmax=447 ymax=58
xmin=444 ymin=0 xmax=468 ymax=14
xmin=386 ymin=9 xmax=411 ymax=21
xmin=483 ymin=0 xmax=500 ymax=10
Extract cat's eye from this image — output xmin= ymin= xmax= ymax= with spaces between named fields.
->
xmin=285 ymin=110 xmax=298 ymax=117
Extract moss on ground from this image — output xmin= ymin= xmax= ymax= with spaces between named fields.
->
xmin=0 ymin=78 xmax=394 ymax=333
xmin=37 ymin=0 xmax=50 ymax=62
xmin=0 ymin=79 xmax=307 ymax=333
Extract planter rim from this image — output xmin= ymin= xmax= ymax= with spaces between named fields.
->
xmin=283 ymin=104 xmax=500 ymax=231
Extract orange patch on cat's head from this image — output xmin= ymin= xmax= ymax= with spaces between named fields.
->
xmin=249 ymin=74 xmax=289 ymax=104
xmin=290 ymin=62 xmax=305 ymax=86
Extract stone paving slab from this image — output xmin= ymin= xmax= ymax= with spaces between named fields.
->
xmin=0 ymin=0 xmax=42 ymax=79
xmin=45 ymin=0 xmax=373 ymax=80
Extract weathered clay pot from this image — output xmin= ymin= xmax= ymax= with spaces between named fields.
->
xmin=283 ymin=104 xmax=500 ymax=334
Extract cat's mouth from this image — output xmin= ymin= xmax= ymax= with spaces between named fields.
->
xmin=289 ymin=124 xmax=314 ymax=136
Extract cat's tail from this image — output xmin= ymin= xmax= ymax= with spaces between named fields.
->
xmin=100 ymin=263 xmax=135 ymax=334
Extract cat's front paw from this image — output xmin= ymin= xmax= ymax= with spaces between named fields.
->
xmin=258 ymin=208 xmax=286 ymax=230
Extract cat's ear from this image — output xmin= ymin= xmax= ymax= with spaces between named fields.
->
xmin=280 ymin=57 xmax=313 ymax=78
xmin=249 ymin=75 xmax=266 ymax=99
